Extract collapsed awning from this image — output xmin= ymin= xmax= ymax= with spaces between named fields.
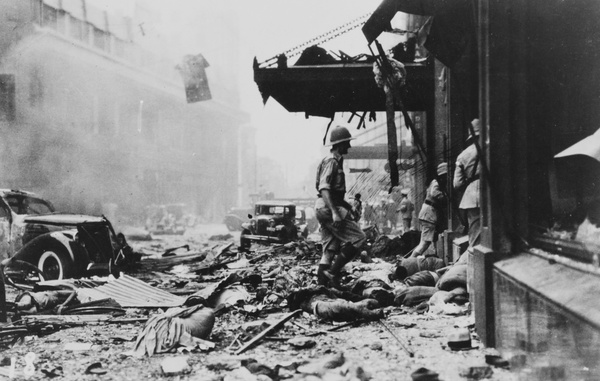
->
xmin=362 ymin=0 xmax=474 ymax=68
xmin=253 ymin=60 xmax=434 ymax=119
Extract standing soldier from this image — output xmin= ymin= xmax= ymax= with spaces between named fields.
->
xmin=386 ymin=198 xmax=398 ymax=232
xmin=376 ymin=199 xmax=388 ymax=231
xmin=351 ymin=193 xmax=363 ymax=223
xmin=454 ymin=119 xmax=481 ymax=299
xmin=363 ymin=202 xmax=376 ymax=226
xmin=411 ymin=163 xmax=449 ymax=257
xmin=398 ymin=189 xmax=415 ymax=233
xmin=315 ymin=126 xmax=366 ymax=287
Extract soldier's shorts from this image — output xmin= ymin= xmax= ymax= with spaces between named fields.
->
xmin=419 ymin=220 xmax=438 ymax=242
xmin=316 ymin=206 xmax=366 ymax=253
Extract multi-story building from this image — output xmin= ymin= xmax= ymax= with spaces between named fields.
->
xmin=0 ymin=0 xmax=250 ymax=226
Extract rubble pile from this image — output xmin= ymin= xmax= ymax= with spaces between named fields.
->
xmin=0 ymin=227 xmax=516 ymax=380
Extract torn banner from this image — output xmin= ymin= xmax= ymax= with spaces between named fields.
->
xmin=176 ymin=54 xmax=212 ymax=103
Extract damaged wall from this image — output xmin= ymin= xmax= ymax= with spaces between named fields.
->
xmin=0 ymin=0 xmax=250 ymax=226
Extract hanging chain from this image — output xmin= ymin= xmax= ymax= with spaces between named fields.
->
xmin=259 ymin=12 xmax=373 ymax=67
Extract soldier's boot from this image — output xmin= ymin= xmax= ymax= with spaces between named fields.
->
xmin=323 ymin=244 xmax=359 ymax=288
xmin=317 ymin=264 xmax=331 ymax=286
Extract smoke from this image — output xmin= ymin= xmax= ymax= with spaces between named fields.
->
xmin=0 ymin=0 xmax=391 ymax=227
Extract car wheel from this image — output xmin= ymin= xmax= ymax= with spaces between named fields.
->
xmin=37 ymin=245 xmax=73 ymax=281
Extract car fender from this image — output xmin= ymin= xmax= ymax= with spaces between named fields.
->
xmin=13 ymin=230 xmax=86 ymax=266
xmin=47 ymin=231 xmax=78 ymax=261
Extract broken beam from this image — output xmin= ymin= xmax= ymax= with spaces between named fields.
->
xmin=234 ymin=309 xmax=302 ymax=355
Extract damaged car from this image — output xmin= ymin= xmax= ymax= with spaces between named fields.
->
xmin=145 ymin=204 xmax=187 ymax=235
xmin=240 ymin=200 xmax=301 ymax=250
xmin=0 ymin=189 xmax=138 ymax=281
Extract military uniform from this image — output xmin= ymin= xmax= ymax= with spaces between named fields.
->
xmin=315 ymin=153 xmax=366 ymax=258
xmin=418 ymin=179 xmax=446 ymax=242
xmin=398 ymin=195 xmax=414 ymax=231
xmin=454 ymin=120 xmax=481 ymax=298
xmin=454 ymin=143 xmax=481 ymax=249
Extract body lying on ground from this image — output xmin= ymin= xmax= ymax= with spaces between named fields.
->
xmin=287 ymin=286 xmax=384 ymax=322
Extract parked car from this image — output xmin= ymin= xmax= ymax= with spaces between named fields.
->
xmin=223 ymin=207 xmax=253 ymax=231
xmin=0 ymin=189 xmax=137 ymax=281
xmin=240 ymin=200 xmax=301 ymax=250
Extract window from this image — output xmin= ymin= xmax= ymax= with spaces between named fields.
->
xmin=69 ymin=16 xmax=87 ymax=42
xmin=31 ymin=0 xmax=43 ymax=25
xmin=524 ymin=3 xmax=600 ymax=263
xmin=0 ymin=203 xmax=10 ymax=219
xmin=269 ymin=206 xmax=285 ymax=215
xmin=42 ymin=4 xmax=58 ymax=29
xmin=4 ymin=195 xmax=55 ymax=215
xmin=23 ymin=197 xmax=55 ymax=215
xmin=92 ymin=26 xmax=107 ymax=51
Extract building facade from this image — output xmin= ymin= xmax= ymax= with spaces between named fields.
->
xmin=363 ymin=0 xmax=600 ymax=377
xmin=0 ymin=0 xmax=251 ymax=226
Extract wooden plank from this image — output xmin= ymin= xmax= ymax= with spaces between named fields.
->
xmin=234 ymin=309 xmax=302 ymax=355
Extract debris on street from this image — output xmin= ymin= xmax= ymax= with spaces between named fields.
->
xmin=133 ymin=305 xmax=215 ymax=356
xmin=0 ymin=225 xmax=516 ymax=380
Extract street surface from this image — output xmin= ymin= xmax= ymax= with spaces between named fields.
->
xmin=0 ymin=224 xmax=519 ymax=381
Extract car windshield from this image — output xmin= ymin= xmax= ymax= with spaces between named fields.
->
xmin=256 ymin=205 xmax=294 ymax=216
xmin=4 ymin=195 xmax=55 ymax=215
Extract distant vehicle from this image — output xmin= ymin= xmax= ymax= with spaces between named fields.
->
xmin=145 ymin=204 xmax=187 ymax=235
xmin=298 ymin=206 xmax=319 ymax=234
xmin=295 ymin=206 xmax=319 ymax=238
xmin=0 ymin=189 xmax=137 ymax=281
xmin=240 ymin=200 xmax=302 ymax=250
xmin=223 ymin=207 xmax=252 ymax=231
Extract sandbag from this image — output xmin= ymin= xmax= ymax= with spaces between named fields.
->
xmin=393 ymin=286 xmax=438 ymax=307
xmin=436 ymin=263 xmax=467 ymax=291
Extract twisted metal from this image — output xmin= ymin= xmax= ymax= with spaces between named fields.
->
xmin=259 ymin=12 xmax=373 ymax=68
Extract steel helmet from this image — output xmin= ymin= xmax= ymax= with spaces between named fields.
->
xmin=467 ymin=118 xmax=481 ymax=142
xmin=327 ymin=126 xmax=355 ymax=146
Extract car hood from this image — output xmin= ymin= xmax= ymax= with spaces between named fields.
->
xmin=22 ymin=214 xmax=107 ymax=226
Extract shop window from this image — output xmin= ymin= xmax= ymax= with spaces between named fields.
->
xmin=528 ymin=28 xmax=600 ymax=262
